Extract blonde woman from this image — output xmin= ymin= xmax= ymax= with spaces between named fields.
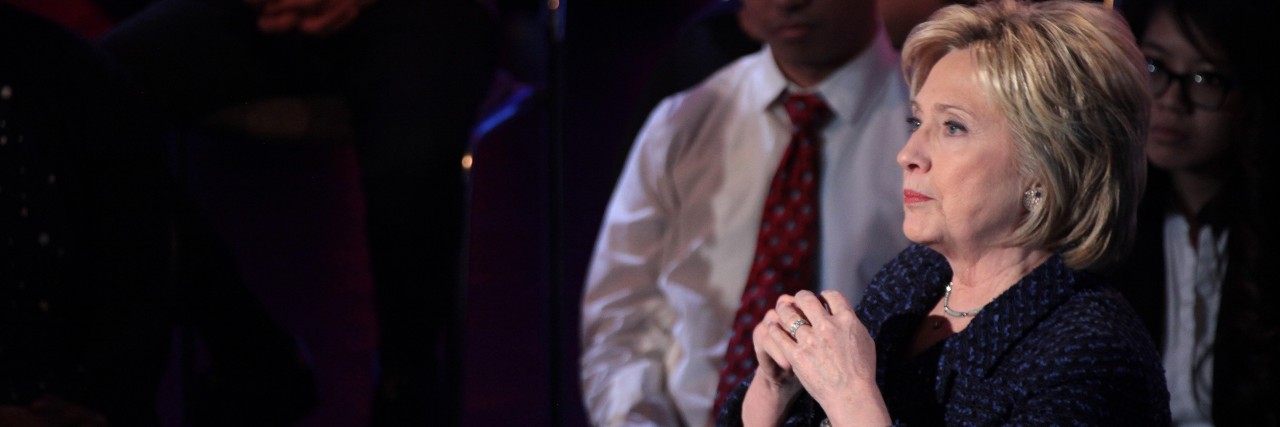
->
xmin=720 ymin=0 xmax=1170 ymax=425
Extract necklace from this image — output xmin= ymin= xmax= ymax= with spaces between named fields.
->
xmin=941 ymin=282 xmax=984 ymax=318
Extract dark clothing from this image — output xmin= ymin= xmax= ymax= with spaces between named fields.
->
xmin=721 ymin=244 xmax=1171 ymax=426
xmin=99 ymin=1 xmax=497 ymax=423
xmin=882 ymin=337 xmax=946 ymax=425
xmin=0 ymin=6 xmax=173 ymax=424
xmin=1111 ymin=169 xmax=1280 ymax=426
xmin=1 ymin=5 xmax=317 ymax=425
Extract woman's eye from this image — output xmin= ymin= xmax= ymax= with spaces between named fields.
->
xmin=906 ymin=116 xmax=922 ymax=131
xmin=944 ymin=120 xmax=967 ymax=135
xmin=1192 ymin=72 xmax=1229 ymax=89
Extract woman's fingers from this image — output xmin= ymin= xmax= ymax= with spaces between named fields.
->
xmin=774 ymin=300 xmax=812 ymax=342
xmin=773 ymin=289 xmax=856 ymax=349
xmin=792 ymin=290 xmax=829 ymax=324
xmin=820 ymin=290 xmax=853 ymax=316
xmin=765 ymin=290 xmax=882 ymax=417
xmin=775 ymin=293 xmax=795 ymax=309
xmin=753 ymin=309 xmax=782 ymax=351
xmin=767 ymin=319 xmax=800 ymax=359
xmin=753 ymin=309 xmax=795 ymax=378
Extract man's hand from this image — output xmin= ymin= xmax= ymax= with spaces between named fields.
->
xmin=245 ymin=0 xmax=376 ymax=35
xmin=0 ymin=395 xmax=109 ymax=427
xmin=32 ymin=395 xmax=109 ymax=427
xmin=0 ymin=405 xmax=44 ymax=427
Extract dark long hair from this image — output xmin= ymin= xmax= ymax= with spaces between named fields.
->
xmin=1119 ymin=0 xmax=1280 ymax=424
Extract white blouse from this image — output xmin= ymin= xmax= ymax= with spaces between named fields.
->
xmin=1162 ymin=210 xmax=1228 ymax=426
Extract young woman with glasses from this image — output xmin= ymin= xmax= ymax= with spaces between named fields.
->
xmin=1111 ymin=0 xmax=1280 ymax=424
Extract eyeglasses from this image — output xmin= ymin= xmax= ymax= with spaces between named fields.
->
xmin=1146 ymin=58 xmax=1234 ymax=110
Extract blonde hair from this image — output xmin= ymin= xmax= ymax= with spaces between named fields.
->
xmin=901 ymin=0 xmax=1150 ymax=269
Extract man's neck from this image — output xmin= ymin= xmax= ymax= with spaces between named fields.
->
xmin=770 ymin=37 xmax=871 ymax=88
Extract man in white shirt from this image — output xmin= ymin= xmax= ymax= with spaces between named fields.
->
xmin=579 ymin=0 xmax=912 ymax=425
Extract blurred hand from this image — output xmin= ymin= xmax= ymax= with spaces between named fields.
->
xmin=0 ymin=405 xmax=44 ymax=427
xmin=0 ymin=395 xmax=108 ymax=427
xmin=31 ymin=395 xmax=108 ymax=427
xmin=245 ymin=0 xmax=376 ymax=35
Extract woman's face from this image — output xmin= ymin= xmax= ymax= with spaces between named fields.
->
xmin=897 ymin=49 xmax=1027 ymax=255
xmin=1141 ymin=5 xmax=1242 ymax=173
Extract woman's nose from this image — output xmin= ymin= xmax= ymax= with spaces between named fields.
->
xmin=897 ymin=133 xmax=927 ymax=172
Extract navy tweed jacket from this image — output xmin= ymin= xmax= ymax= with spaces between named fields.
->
xmin=721 ymin=244 xmax=1171 ymax=426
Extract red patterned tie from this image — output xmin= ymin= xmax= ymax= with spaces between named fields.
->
xmin=711 ymin=93 xmax=831 ymax=417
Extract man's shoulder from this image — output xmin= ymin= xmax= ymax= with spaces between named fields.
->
xmin=638 ymin=50 xmax=772 ymax=139
xmin=662 ymin=49 xmax=770 ymax=110
xmin=695 ymin=48 xmax=771 ymax=89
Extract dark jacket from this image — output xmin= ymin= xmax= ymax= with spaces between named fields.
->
xmin=721 ymin=244 xmax=1171 ymax=426
xmin=1 ymin=5 xmax=316 ymax=425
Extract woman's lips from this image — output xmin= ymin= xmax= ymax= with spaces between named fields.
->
xmin=903 ymin=189 xmax=932 ymax=204
xmin=1149 ymin=125 xmax=1185 ymax=144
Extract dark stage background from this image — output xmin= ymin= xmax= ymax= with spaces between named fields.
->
xmin=4 ymin=0 xmax=726 ymax=425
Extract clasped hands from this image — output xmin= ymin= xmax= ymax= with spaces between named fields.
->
xmin=244 ymin=0 xmax=376 ymax=35
xmin=742 ymin=290 xmax=888 ymax=427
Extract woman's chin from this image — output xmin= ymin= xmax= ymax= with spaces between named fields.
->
xmin=901 ymin=225 xmax=935 ymax=246
xmin=1146 ymin=144 xmax=1222 ymax=173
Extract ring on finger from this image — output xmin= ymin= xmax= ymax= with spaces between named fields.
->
xmin=787 ymin=318 xmax=810 ymax=338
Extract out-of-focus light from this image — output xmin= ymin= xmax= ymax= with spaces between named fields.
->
xmin=462 ymin=153 xmax=474 ymax=170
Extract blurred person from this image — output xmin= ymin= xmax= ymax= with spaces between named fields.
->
xmin=720 ymin=0 xmax=1170 ymax=424
xmin=1111 ymin=0 xmax=1280 ymax=424
xmin=579 ymin=0 xmax=915 ymax=423
xmin=0 ymin=8 xmax=152 ymax=423
xmin=98 ymin=0 xmax=497 ymax=425
xmin=0 ymin=4 xmax=314 ymax=426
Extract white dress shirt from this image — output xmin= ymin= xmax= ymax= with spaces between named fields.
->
xmin=580 ymin=32 xmax=912 ymax=427
xmin=1162 ymin=211 xmax=1227 ymax=426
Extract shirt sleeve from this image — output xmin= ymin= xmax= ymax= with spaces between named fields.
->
xmin=580 ymin=99 xmax=685 ymax=426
